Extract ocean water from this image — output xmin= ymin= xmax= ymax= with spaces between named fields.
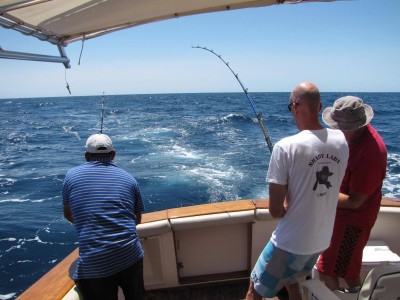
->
xmin=0 ymin=92 xmax=399 ymax=299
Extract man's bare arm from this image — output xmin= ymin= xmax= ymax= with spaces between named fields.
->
xmin=269 ymin=183 xmax=288 ymax=218
xmin=337 ymin=192 xmax=368 ymax=209
xmin=63 ymin=204 xmax=74 ymax=223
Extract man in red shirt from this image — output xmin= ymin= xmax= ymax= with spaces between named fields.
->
xmin=317 ymin=96 xmax=387 ymax=291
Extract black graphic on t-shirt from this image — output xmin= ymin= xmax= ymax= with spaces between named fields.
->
xmin=313 ymin=166 xmax=334 ymax=191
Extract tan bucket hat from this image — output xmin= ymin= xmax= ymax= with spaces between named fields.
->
xmin=322 ymin=96 xmax=374 ymax=131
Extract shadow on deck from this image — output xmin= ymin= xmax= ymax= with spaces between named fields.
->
xmin=144 ymin=280 xmax=288 ymax=300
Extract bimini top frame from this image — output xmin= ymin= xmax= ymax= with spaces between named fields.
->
xmin=0 ymin=45 xmax=71 ymax=68
xmin=0 ymin=0 xmax=338 ymax=67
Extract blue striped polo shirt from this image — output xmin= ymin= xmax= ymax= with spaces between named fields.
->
xmin=62 ymin=159 xmax=145 ymax=280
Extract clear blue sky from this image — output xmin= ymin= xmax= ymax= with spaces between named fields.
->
xmin=1 ymin=0 xmax=399 ymax=98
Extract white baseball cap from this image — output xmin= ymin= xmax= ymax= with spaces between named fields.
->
xmin=85 ymin=134 xmax=114 ymax=153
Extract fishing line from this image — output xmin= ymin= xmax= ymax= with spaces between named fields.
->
xmin=78 ymin=37 xmax=85 ymax=65
xmin=100 ymin=92 xmax=105 ymax=134
xmin=64 ymin=68 xmax=71 ymax=94
xmin=192 ymin=46 xmax=273 ymax=153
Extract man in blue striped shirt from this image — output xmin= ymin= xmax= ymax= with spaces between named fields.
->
xmin=63 ymin=133 xmax=145 ymax=300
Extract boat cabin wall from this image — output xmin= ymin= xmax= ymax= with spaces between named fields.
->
xmin=137 ymin=208 xmax=281 ymax=290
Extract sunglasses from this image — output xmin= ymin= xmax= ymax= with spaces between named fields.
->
xmin=288 ymin=102 xmax=300 ymax=112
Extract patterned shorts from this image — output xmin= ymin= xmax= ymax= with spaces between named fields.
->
xmin=317 ymin=223 xmax=371 ymax=280
xmin=250 ymin=241 xmax=320 ymax=298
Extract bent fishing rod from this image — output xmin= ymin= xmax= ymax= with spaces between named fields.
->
xmin=192 ymin=46 xmax=273 ymax=153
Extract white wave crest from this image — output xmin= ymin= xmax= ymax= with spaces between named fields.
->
xmin=167 ymin=145 xmax=200 ymax=159
xmin=62 ymin=126 xmax=81 ymax=140
xmin=0 ymin=292 xmax=16 ymax=300
xmin=383 ymin=153 xmax=400 ymax=198
xmin=0 ymin=197 xmax=51 ymax=203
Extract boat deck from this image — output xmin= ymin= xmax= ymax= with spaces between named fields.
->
xmin=143 ymin=280 xmax=286 ymax=300
xmin=144 ymin=281 xmax=249 ymax=300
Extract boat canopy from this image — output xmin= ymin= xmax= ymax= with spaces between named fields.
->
xmin=0 ymin=0 xmax=338 ymax=67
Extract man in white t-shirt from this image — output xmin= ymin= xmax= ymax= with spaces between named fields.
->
xmin=245 ymin=82 xmax=349 ymax=300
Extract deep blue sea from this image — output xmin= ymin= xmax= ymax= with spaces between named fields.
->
xmin=0 ymin=92 xmax=399 ymax=299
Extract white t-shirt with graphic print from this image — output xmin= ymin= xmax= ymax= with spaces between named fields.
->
xmin=267 ymin=128 xmax=349 ymax=255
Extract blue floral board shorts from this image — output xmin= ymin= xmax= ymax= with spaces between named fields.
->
xmin=250 ymin=241 xmax=320 ymax=298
